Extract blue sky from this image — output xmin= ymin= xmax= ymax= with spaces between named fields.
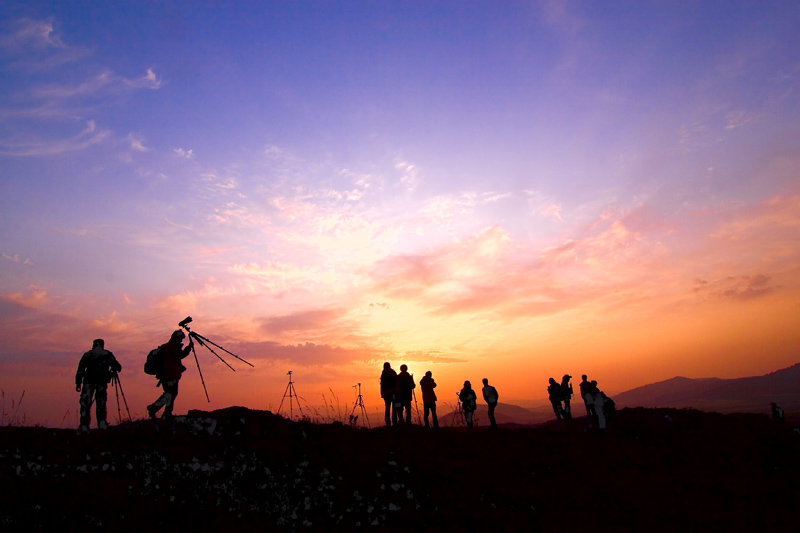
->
xmin=1 ymin=1 xmax=799 ymax=425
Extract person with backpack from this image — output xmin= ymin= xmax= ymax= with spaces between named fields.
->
xmin=419 ymin=371 xmax=439 ymax=428
xmin=380 ymin=362 xmax=399 ymax=427
xmin=146 ymin=330 xmax=193 ymax=420
xmin=75 ymin=339 xmax=122 ymax=433
xmin=560 ymin=374 xmax=573 ymax=420
xmin=481 ymin=378 xmax=499 ymax=430
xmin=397 ymin=364 xmax=416 ymax=424
xmin=459 ymin=380 xmax=478 ymax=430
xmin=548 ymin=377 xmax=565 ymax=420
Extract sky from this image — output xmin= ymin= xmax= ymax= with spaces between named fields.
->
xmin=1 ymin=1 xmax=799 ymax=427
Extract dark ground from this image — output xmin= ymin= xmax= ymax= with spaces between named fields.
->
xmin=1 ymin=406 xmax=798 ymax=531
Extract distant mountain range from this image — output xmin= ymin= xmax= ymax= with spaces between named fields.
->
xmin=614 ymin=362 xmax=800 ymax=414
xmin=440 ymin=363 xmax=800 ymax=426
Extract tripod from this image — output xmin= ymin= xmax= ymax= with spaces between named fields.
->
xmin=451 ymin=393 xmax=464 ymax=427
xmin=412 ymin=386 xmax=422 ymax=425
xmin=179 ymin=316 xmax=253 ymax=402
xmin=278 ymin=371 xmax=305 ymax=419
xmin=110 ymin=371 xmax=132 ymax=423
xmin=349 ymin=383 xmax=370 ymax=428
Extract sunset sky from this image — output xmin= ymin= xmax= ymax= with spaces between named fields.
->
xmin=2 ymin=2 xmax=799 ymax=427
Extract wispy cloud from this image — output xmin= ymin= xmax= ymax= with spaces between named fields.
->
xmin=174 ymin=147 xmax=194 ymax=159
xmin=0 ymin=120 xmax=109 ymax=156
xmin=127 ymin=133 xmax=148 ymax=152
xmin=0 ymin=18 xmax=65 ymax=50
xmin=123 ymin=67 xmax=162 ymax=89
xmin=33 ymin=68 xmax=161 ymax=99
xmin=1 ymin=253 xmax=33 ymax=265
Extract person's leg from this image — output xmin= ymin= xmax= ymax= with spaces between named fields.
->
xmin=79 ymin=384 xmax=93 ymax=430
xmin=563 ymin=399 xmax=571 ymax=420
xmin=404 ymin=401 xmax=412 ymax=424
xmin=431 ymin=403 xmax=439 ymax=428
xmin=163 ymin=380 xmax=179 ymax=417
xmin=596 ymin=405 xmax=606 ymax=430
xmin=423 ymin=403 xmax=431 ymax=427
xmin=551 ymin=401 xmax=562 ymax=420
xmin=150 ymin=379 xmax=178 ymax=418
xmin=95 ymin=385 xmax=109 ymax=429
xmin=384 ymin=398 xmax=392 ymax=426
xmin=488 ymin=402 xmax=497 ymax=429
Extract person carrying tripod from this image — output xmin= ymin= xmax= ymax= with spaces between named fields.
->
xmin=75 ymin=339 xmax=122 ymax=433
xmin=147 ymin=330 xmax=193 ymax=420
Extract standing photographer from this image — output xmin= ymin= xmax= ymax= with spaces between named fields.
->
xmin=75 ymin=339 xmax=122 ymax=433
xmin=147 ymin=330 xmax=193 ymax=420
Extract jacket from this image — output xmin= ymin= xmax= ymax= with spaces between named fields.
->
xmin=482 ymin=385 xmax=498 ymax=404
xmin=75 ymin=347 xmax=122 ymax=386
xmin=380 ymin=369 xmax=398 ymax=399
xmin=397 ymin=371 xmax=416 ymax=402
xmin=420 ymin=376 xmax=437 ymax=403
xmin=459 ymin=387 xmax=477 ymax=412
xmin=160 ymin=340 xmax=191 ymax=380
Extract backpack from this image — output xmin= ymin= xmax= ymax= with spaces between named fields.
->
xmin=144 ymin=346 xmax=164 ymax=377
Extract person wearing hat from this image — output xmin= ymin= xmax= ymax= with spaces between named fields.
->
xmin=459 ymin=380 xmax=478 ymax=430
xmin=560 ymin=374 xmax=574 ymax=420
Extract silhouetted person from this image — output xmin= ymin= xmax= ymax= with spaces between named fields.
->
xmin=579 ymin=374 xmax=596 ymax=418
xmin=548 ymin=378 xmax=565 ymax=420
xmin=420 ymin=371 xmax=439 ymax=428
xmin=770 ymin=402 xmax=785 ymax=423
xmin=584 ymin=381 xmax=608 ymax=430
xmin=397 ymin=364 xmax=416 ymax=424
xmin=459 ymin=381 xmax=477 ymax=430
xmin=482 ymin=378 xmax=499 ymax=430
xmin=147 ymin=330 xmax=193 ymax=420
xmin=561 ymin=374 xmax=573 ymax=420
xmin=75 ymin=339 xmax=122 ymax=433
xmin=380 ymin=362 xmax=399 ymax=426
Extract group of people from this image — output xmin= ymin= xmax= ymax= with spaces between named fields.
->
xmin=79 ymin=332 xmax=619 ymax=434
xmin=75 ymin=330 xmax=194 ymax=433
xmin=548 ymin=374 xmax=614 ymax=429
xmin=379 ymin=362 xmax=500 ymax=430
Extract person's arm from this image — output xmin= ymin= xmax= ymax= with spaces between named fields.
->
xmin=181 ymin=341 xmax=193 ymax=359
xmin=75 ymin=355 xmax=87 ymax=391
xmin=109 ymin=352 xmax=122 ymax=373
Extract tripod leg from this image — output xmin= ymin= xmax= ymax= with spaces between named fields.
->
xmin=278 ymin=381 xmax=294 ymax=417
xmin=190 ymin=342 xmax=211 ymax=402
xmin=113 ymin=378 xmax=122 ymax=424
xmin=191 ymin=334 xmax=235 ymax=372
xmin=190 ymin=332 xmax=254 ymax=367
xmin=114 ymin=373 xmax=132 ymax=422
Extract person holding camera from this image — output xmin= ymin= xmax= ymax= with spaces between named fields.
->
xmin=75 ymin=339 xmax=122 ymax=433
